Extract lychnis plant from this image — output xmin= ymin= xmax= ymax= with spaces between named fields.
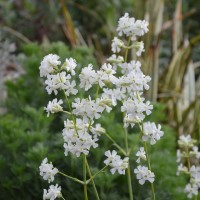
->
xmin=39 ymin=13 xmax=164 ymax=200
xmin=176 ymin=134 xmax=200 ymax=199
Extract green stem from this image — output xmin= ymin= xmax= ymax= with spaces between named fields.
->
xmin=104 ymin=132 xmax=126 ymax=156
xmin=86 ymin=165 xmax=108 ymax=184
xmin=127 ymin=163 xmax=133 ymax=200
xmin=124 ymin=128 xmax=129 ymax=154
xmin=124 ymin=36 xmax=132 ymax=62
xmin=124 ymin=36 xmax=134 ymax=200
xmin=58 ymin=171 xmax=83 ymax=184
xmin=95 ymin=85 xmax=100 ymax=99
xmin=124 ymin=128 xmax=133 ymax=200
xmin=85 ymin=158 xmax=100 ymax=200
xmin=83 ymin=155 xmax=88 ymax=200
xmin=186 ymin=147 xmax=191 ymax=169
xmin=61 ymin=196 xmax=66 ymax=200
xmin=62 ymin=110 xmax=71 ymax=115
xmin=143 ymin=142 xmax=156 ymax=200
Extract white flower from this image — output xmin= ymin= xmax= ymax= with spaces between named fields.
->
xmin=111 ymin=157 xmax=129 ymax=175
xmin=79 ymin=64 xmax=98 ymax=91
xmin=142 ymin=122 xmax=164 ymax=145
xmin=119 ymin=60 xmax=141 ymax=75
xmin=43 ymin=184 xmax=62 ymax=200
xmin=121 ymin=96 xmax=153 ymax=127
xmin=44 ymin=99 xmax=63 ymax=117
xmin=39 ymin=158 xmax=58 ymax=183
xmin=90 ymin=123 xmax=106 ymax=136
xmin=45 ymin=72 xmax=71 ymax=95
xmin=102 ymin=88 xmax=126 ymax=106
xmin=111 ymin=37 xmax=124 ymax=53
xmin=178 ymin=135 xmax=196 ymax=148
xmin=190 ymin=166 xmax=200 ymax=187
xmin=64 ymin=57 xmax=77 ymax=75
xmin=104 ymin=150 xmax=118 ymax=165
xmin=64 ymin=80 xmax=78 ymax=96
xmin=39 ymin=54 xmax=61 ymax=77
xmin=176 ymin=149 xmax=182 ymax=163
xmin=97 ymin=63 xmax=117 ymax=87
xmin=116 ymin=13 xmax=148 ymax=40
xmin=134 ymin=165 xmax=155 ymax=185
xmin=72 ymin=97 xmax=104 ymax=121
xmin=104 ymin=150 xmax=129 ymax=175
xmin=184 ymin=183 xmax=198 ymax=199
xmin=62 ymin=119 xmax=99 ymax=157
xmin=136 ymin=147 xmax=146 ymax=163
xmin=116 ymin=68 xmax=151 ymax=94
xmin=135 ymin=41 xmax=145 ymax=57
xmin=176 ymin=163 xmax=188 ymax=176
xmin=97 ymin=96 xmax=113 ymax=112
xmin=190 ymin=146 xmax=200 ymax=159
xmin=107 ymin=54 xmax=124 ymax=67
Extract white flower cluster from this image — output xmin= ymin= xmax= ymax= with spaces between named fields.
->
xmin=43 ymin=184 xmax=62 ymax=200
xmin=134 ymin=147 xmax=155 ymax=185
xmin=142 ymin=122 xmax=164 ymax=145
xmin=62 ymin=118 xmax=105 ymax=157
xmin=72 ymin=97 xmax=104 ymax=122
xmin=110 ymin=13 xmax=148 ymax=55
xmin=104 ymin=150 xmax=129 ymax=175
xmin=176 ymin=134 xmax=200 ymax=199
xmin=116 ymin=13 xmax=148 ymax=41
xmin=136 ymin=147 xmax=146 ymax=163
xmin=39 ymin=158 xmax=58 ymax=183
xmin=133 ymin=122 xmax=163 ymax=185
xmin=122 ymin=96 xmax=153 ymax=127
xmin=134 ymin=165 xmax=155 ymax=185
xmin=39 ymin=55 xmax=78 ymax=97
xmin=39 ymin=54 xmax=61 ymax=77
xmin=39 ymin=158 xmax=62 ymax=200
xmin=44 ymin=98 xmax=63 ymax=117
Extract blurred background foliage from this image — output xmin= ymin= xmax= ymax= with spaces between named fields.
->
xmin=0 ymin=0 xmax=199 ymax=199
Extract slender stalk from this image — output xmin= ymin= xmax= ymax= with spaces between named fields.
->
xmin=62 ymin=110 xmax=72 ymax=115
xmin=86 ymin=165 xmax=108 ymax=184
xmin=143 ymin=142 xmax=156 ymax=200
xmin=124 ymin=128 xmax=133 ymax=200
xmin=124 ymin=36 xmax=132 ymax=62
xmin=124 ymin=36 xmax=134 ymax=200
xmin=186 ymin=147 xmax=191 ymax=169
xmin=127 ymin=164 xmax=133 ymax=200
xmin=104 ymin=132 xmax=126 ymax=156
xmin=95 ymin=85 xmax=100 ymax=99
xmin=58 ymin=171 xmax=83 ymax=184
xmin=61 ymin=196 xmax=66 ymax=200
xmin=83 ymin=155 xmax=88 ymax=200
xmin=85 ymin=158 xmax=100 ymax=200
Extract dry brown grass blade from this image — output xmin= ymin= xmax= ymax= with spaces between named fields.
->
xmin=144 ymin=0 xmax=164 ymax=101
xmin=161 ymin=45 xmax=191 ymax=93
xmin=60 ymin=0 xmax=78 ymax=46
xmin=172 ymin=0 xmax=183 ymax=53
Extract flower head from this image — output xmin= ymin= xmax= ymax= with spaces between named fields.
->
xmin=39 ymin=158 xmax=58 ymax=183
xmin=63 ymin=57 xmax=77 ymax=75
xmin=134 ymin=165 xmax=155 ymax=185
xmin=39 ymin=54 xmax=61 ymax=77
xmin=44 ymin=98 xmax=63 ymax=117
xmin=43 ymin=184 xmax=62 ymax=200
xmin=136 ymin=147 xmax=146 ymax=163
xmin=142 ymin=122 xmax=164 ymax=145
xmin=104 ymin=150 xmax=129 ymax=175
